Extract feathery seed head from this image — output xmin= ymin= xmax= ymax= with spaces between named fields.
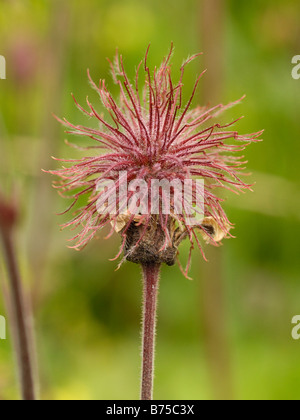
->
xmin=49 ymin=45 xmax=262 ymax=276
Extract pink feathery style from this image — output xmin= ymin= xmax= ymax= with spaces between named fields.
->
xmin=50 ymin=45 xmax=262 ymax=276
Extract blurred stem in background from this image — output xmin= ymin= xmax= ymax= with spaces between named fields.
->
xmin=198 ymin=0 xmax=234 ymax=400
xmin=27 ymin=0 xmax=71 ymax=311
xmin=0 ymin=193 xmax=37 ymax=400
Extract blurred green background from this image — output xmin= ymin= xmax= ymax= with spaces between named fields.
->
xmin=0 ymin=0 xmax=300 ymax=400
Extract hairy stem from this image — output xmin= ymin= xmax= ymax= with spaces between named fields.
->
xmin=1 ymin=230 xmax=36 ymax=400
xmin=140 ymin=263 xmax=161 ymax=400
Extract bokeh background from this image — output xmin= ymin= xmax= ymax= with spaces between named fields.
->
xmin=0 ymin=0 xmax=300 ymax=400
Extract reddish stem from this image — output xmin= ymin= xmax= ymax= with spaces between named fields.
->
xmin=0 ymin=229 xmax=36 ymax=400
xmin=140 ymin=263 xmax=161 ymax=400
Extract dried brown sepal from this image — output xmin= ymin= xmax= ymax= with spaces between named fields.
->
xmin=112 ymin=213 xmax=231 ymax=267
xmin=123 ymin=217 xmax=178 ymax=266
xmin=199 ymin=216 xmax=231 ymax=243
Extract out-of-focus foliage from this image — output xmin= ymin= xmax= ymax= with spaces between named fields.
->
xmin=0 ymin=0 xmax=299 ymax=400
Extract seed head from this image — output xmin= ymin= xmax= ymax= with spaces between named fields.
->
xmin=49 ymin=45 xmax=262 ymax=276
